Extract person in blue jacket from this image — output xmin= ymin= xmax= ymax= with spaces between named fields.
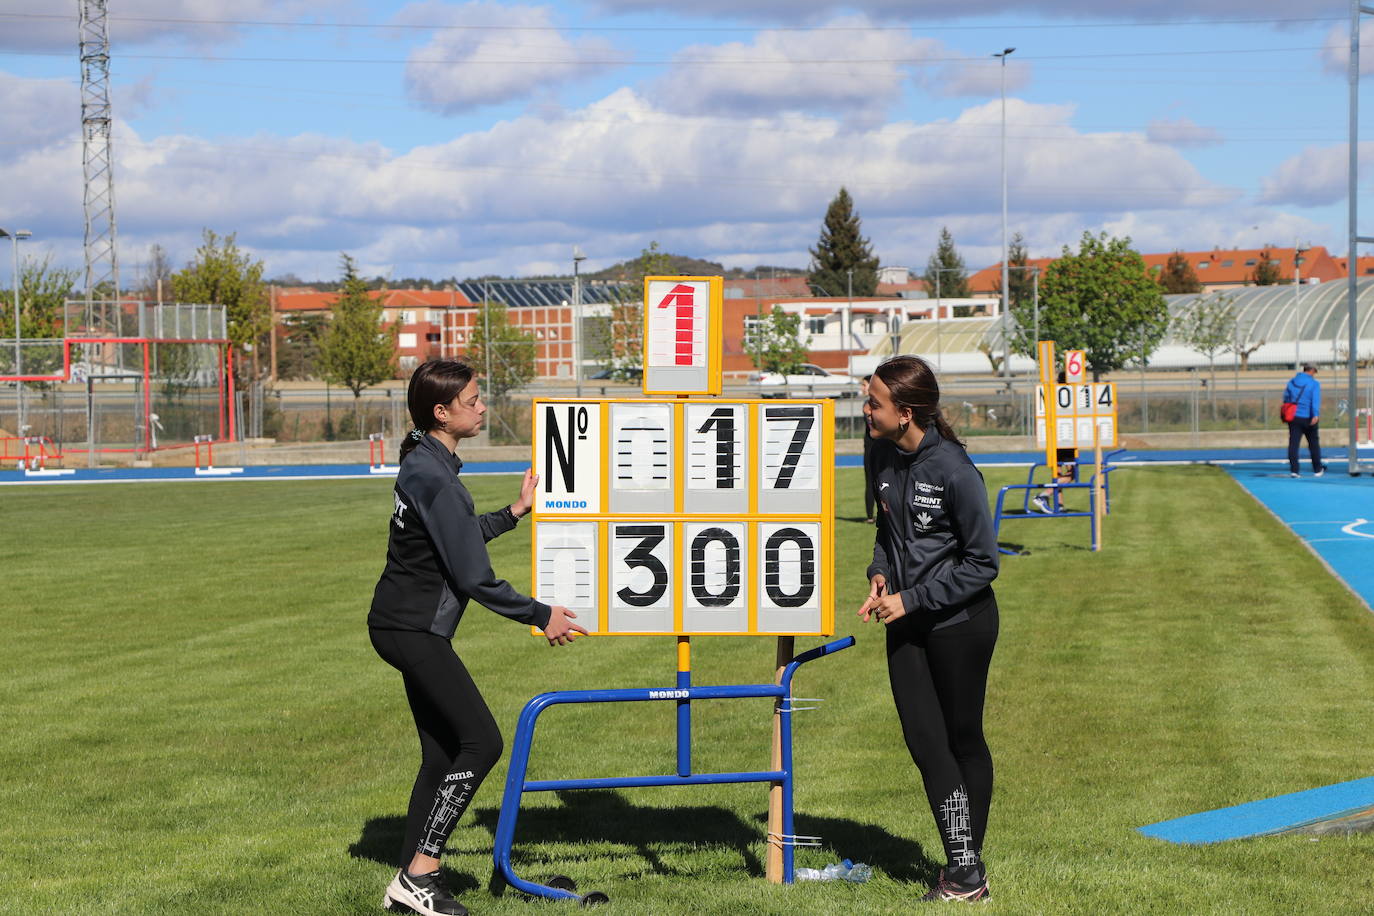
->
xmin=369 ymin=358 xmax=586 ymax=916
xmin=859 ymin=355 xmax=999 ymax=903
xmin=1283 ymin=363 xmax=1325 ymax=477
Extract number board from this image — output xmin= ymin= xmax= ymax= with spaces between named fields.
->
xmin=531 ymin=398 xmax=834 ymax=636
xmin=1035 ymin=382 xmax=1117 ymax=448
xmin=642 ymin=276 xmax=724 ymax=396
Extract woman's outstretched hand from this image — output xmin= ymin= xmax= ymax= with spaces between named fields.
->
xmin=543 ymin=605 xmax=589 ymax=646
xmin=511 ymin=467 xmax=539 ymax=518
xmin=858 ymin=573 xmax=907 ymax=625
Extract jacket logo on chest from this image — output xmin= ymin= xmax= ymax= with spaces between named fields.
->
xmin=915 ymin=511 xmax=934 ymax=530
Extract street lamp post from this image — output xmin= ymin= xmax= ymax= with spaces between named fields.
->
xmin=573 ymin=246 xmax=586 ymax=396
xmin=1292 ymin=241 xmax=1308 ymax=370
xmin=994 ymin=47 xmax=1016 ymax=378
xmin=1 ymin=227 xmax=33 ymax=436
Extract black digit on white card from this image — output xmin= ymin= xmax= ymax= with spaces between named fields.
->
xmin=615 ymin=525 xmax=668 ymax=607
xmin=690 ymin=526 xmax=741 ymax=607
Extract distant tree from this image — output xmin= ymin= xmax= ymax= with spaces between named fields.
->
xmin=808 ymin=187 xmax=879 ymax=297
xmin=995 ymin=232 xmax=1038 ymax=351
xmin=464 ymin=300 xmax=536 ymax=400
xmin=1036 ymin=232 xmax=1170 ymax=380
xmin=0 ymin=255 xmax=79 ymax=340
xmin=745 ymin=306 xmax=810 ymax=375
xmin=589 ymin=241 xmax=666 ymax=376
xmin=318 ymin=254 xmax=396 ymax=433
xmin=1251 ymin=250 xmax=1283 ymax=286
xmin=135 ymin=244 xmax=175 ymax=302
xmin=1158 ymin=250 xmax=1202 ymax=294
xmin=923 ymin=227 xmax=971 ymax=299
xmin=277 ymin=311 xmax=328 ymax=380
xmin=0 ymin=255 xmax=79 ymax=378
xmin=1175 ymin=292 xmax=1236 ymax=408
xmin=171 ymin=230 xmax=270 ymax=380
xmin=1229 ymin=322 xmax=1266 ymax=371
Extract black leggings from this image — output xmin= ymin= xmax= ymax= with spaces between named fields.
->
xmin=886 ymin=599 xmax=998 ymax=874
xmin=370 ymin=628 xmax=504 ymax=866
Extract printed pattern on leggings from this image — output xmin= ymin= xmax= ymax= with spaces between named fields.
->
xmin=937 ymin=786 xmax=979 ymax=867
xmin=418 ymin=769 xmax=476 ymax=856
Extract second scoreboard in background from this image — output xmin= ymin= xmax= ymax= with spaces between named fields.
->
xmin=531 ymin=398 xmax=834 ymax=636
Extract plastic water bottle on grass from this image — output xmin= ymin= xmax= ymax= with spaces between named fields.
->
xmin=795 ymin=859 xmax=872 ymax=883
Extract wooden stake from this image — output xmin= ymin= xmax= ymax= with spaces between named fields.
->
xmin=766 ymin=634 xmax=795 ymax=883
xmin=1093 ymin=430 xmax=1104 ymax=551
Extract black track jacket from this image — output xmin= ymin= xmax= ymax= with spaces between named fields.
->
xmin=865 ymin=426 xmax=999 ymax=629
xmin=369 ymin=434 xmax=552 ymax=638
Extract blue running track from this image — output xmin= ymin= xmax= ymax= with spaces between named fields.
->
xmin=1221 ymin=460 xmax=1374 ymax=613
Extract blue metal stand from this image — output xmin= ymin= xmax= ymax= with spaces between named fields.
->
xmin=993 ymin=450 xmax=1125 ymax=555
xmin=492 ymin=636 xmax=856 ymax=902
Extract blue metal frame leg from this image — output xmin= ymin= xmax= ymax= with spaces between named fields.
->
xmin=492 ymin=637 xmax=855 ymax=901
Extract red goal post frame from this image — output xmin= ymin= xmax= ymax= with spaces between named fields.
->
xmin=0 ymin=336 xmax=234 ymax=448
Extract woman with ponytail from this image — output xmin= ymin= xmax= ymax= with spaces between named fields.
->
xmin=858 ymin=355 xmax=1000 ymax=903
xmin=369 ymin=358 xmax=585 ymax=916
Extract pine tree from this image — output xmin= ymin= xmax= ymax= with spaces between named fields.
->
xmin=922 ymin=227 xmax=971 ymax=299
xmin=1251 ymin=250 xmax=1283 ymax=285
xmin=807 ymin=188 xmax=879 ymax=297
xmin=1158 ymin=251 xmax=1201 ymax=294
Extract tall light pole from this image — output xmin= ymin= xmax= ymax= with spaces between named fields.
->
xmin=572 ymin=246 xmax=586 ymax=396
xmin=1292 ymin=241 xmax=1308 ymax=370
xmin=845 ymin=267 xmax=853 ymax=352
xmin=994 ymin=47 xmax=1015 ymax=378
xmin=1 ymin=227 xmax=33 ymax=435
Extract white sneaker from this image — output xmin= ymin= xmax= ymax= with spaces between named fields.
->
xmin=1032 ymin=495 xmax=1052 ymax=514
xmin=383 ymin=869 xmax=468 ymax=916
xmin=1290 ymin=472 xmax=1299 ymax=478
xmin=1315 ymin=466 xmax=1326 ymax=478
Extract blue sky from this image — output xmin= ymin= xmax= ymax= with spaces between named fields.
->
xmin=0 ymin=1 xmax=1370 ymax=285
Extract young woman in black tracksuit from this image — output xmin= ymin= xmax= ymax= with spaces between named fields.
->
xmin=858 ymin=355 xmax=1000 ymax=903
xmin=369 ymin=359 xmax=586 ymax=916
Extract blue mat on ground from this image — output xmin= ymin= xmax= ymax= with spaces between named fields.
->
xmin=1139 ymin=776 xmax=1374 ymax=844
xmin=1222 ymin=461 xmax=1374 ymax=613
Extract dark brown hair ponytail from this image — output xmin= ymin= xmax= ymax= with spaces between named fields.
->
xmin=873 ymin=355 xmax=963 ymax=447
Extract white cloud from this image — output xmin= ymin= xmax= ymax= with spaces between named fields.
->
xmin=2 ymin=76 xmax=1260 ymax=280
xmin=0 ymin=0 xmax=333 ymax=52
xmin=0 ymin=71 xmax=80 ymax=160
xmin=923 ymin=56 xmax=1031 ymax=98
xmin=651 ymin=17 xmax=1033 ymax=117
xmin=1146 ymin=117 xmax=1224 ymax=148
xmin=1321 ymin=20 xmax=1374 ymax=76
xmin=593 ymin=0 xmax=1342 ymax=22
xmin=395 ymin=1 xmax=623 ymax=114
xmin=652 ymin=17 xmax=939 ymax=118
xmin=1258 ymin=142 xmax=1374 ymax=206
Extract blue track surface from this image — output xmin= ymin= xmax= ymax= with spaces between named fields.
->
xmin=1138 ymin=776 xmax=1374 ymax=844
xmin=1221 ymin=460 xmax=1374 ymax=613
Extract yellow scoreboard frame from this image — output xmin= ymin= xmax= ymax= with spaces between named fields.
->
xmin=530 ymin=398 xmax=835 ymax=636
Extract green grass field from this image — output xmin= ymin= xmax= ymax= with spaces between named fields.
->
xmin=3 ymin=466 xmax=1373 ymax=914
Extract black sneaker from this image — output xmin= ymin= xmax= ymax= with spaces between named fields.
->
xmin=383 ymin=868 xmax=468 ymax=916
xmin=919 ymin=868 xmax=990 ymax=903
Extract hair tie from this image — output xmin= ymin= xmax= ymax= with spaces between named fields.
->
xmin=407 ymin=428 xmax=425 ymax=442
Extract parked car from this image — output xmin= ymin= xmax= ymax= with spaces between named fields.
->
xmin=589 ymin=367 xmax=643 ymax=382
xmin=751 ymin=363 xmax=861 ymax=398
